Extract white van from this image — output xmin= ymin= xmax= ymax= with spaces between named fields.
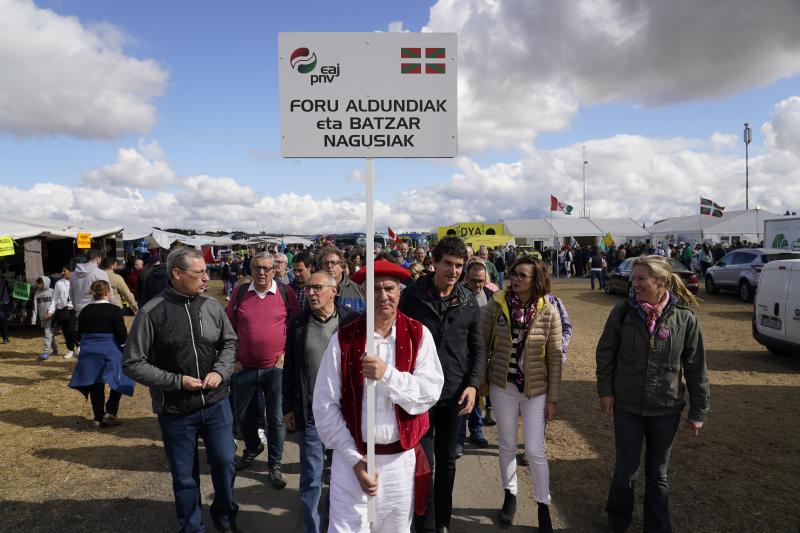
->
xmin=752 ymin=259 xmax=800 ymax=356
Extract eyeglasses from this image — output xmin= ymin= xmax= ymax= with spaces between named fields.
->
xmin=253 ymin=265 xmax=274 ymax=273
xmin=509 ymin=271 xmax=533 ymax=280
xmin=179 ymin=268 xmax=209 ymax=277
xmin=321 ymin=260 xmax=343 ymax=267
xmin=305 ymin=284 xmax=334 ymax=293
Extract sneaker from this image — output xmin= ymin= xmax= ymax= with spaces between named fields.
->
xmin=103 ymin=413 xmax=122 ymax=426
xmin=235 ymin=443 xmax=264 ymax=471
xmin=64 ymin=350 xmax=74 ymax=359
xmin=469 ymin=432 xmax=489 ymax=448
xmin=39 ymin=352 xmax=49 ymax=360
xmin=455 ymin=444 xmax=464 ymax=459
xmin=75 ymin=346 xmax=80 ymax=356
xmin=90 ymin=420 xmax=107 ymax=429
xmin=269 ymin=465 xmax=287 ymax=489
xmin=257 ymin=428 xmax=267 ymax=444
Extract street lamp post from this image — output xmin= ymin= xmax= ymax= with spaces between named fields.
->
xmin=744 ymin=123 xmax=751 ymax=210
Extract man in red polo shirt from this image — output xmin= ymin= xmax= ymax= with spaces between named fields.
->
xmin=227 ymin=252 xmax=299 ymax=489
xmin=312 ymin=260 xmax=444 ymax=532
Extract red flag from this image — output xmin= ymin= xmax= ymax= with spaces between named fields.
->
xmin=550 ymin=195 xmax=559 ymax=211
xmin=388 ymin=227 xmax=397 ymax=241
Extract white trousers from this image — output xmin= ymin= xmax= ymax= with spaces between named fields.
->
xmin=328 ymin=448 xmax=415 ymax=533
xmin=490 ymin=383 xmax=551 ymax=504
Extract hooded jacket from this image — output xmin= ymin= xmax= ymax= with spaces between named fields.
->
xmin=122 ymin=285 xmax=238 ymax=415
xmin=32 ymin=277 xmax=54 ymax=324
xmin=398 ymin=273 xmax=485 ymax=402
xmin=70 ymin=262 xmax=110 ymax=316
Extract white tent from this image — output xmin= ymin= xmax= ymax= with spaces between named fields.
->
xmin=504 ymin=217 xmax=647 ymax=247
xmin=0 ymin=214 xmax=122 ymax=241
xmin=649 ymin=208 xmax=780 ymax=245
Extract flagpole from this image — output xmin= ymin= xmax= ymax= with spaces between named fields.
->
xmin=365 ymin=158 xmax=377 ymax=527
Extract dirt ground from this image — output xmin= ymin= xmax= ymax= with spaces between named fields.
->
xmin=1 ymin=278 xmax=799 ymax=532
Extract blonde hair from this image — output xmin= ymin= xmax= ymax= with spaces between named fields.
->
xmin=630 ymin=255 xmax=699 ymax=307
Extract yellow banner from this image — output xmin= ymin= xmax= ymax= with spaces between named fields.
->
xmin=437 ymin=222 xmax=506 ymax=240
xmin=77 ymin=232 xmax=92 ymax=249
xmin=0 ymin=235 xmax=14 ymax=256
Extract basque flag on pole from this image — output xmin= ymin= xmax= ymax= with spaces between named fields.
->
xmin=700 ymin=197 xmax=724 ymax=217
xmin=388 ymin=227 xmax=397 ymax=241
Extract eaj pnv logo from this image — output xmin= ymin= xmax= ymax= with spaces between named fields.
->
xmin=290 ymin=48 xmax=317 ymax=74
xmin=290 ymin=47 xmax=340 ymax=85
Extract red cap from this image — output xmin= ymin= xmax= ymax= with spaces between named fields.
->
xmin=350 ymin=259 xmax=411 ymax=285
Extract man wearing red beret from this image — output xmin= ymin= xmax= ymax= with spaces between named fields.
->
xmin=313 ymin=260 xmax=444 ymax=532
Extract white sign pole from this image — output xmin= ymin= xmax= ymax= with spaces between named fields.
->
xmin=364 ymin=157 xmax=377 ymax=526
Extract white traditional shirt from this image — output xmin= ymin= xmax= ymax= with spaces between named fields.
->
xmin=312 ymin=321 xmax=444 ymax=468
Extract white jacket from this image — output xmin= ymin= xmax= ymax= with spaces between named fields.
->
xmin=47 ymin=277 xmax=72 ymax=315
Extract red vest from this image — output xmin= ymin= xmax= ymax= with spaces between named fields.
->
xmin=338 ymin=311 xmax=429 ymax=455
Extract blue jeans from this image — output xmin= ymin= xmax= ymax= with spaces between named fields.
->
xmin=591 ymin=270 xmax=605 ymax=290
xmin=298 ymin=413 xmax=325 ymax=533
xmin=232 ymin=366 xmax=285 ymax=467
xmin=457 ymin=401 xmax=485 ymax=447
xmin=606 ymin=408 xmax=681 ymax=533
xmin=158 ymin=400 xmax=238 ymax=533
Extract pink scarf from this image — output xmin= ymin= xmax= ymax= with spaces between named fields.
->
xmin=638 ymin=291 xmax=670 ymax=335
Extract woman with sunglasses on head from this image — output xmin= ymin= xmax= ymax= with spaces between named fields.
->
xmin=596 ymin=255 xmax=709 ymax=533
xmin=480 ymin=256 xmax=562 ymax=531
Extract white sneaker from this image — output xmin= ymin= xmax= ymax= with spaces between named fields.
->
xmin=258 ymin=428 xmax=267 ymax=444
xmin=64 ymin=350 xmax=74 ymax=359
xmin=75 ymin=346 xmax=80 ymax=356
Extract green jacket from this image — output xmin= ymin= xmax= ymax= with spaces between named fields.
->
xmin=596 ymin=297 xmax=710 ymax=421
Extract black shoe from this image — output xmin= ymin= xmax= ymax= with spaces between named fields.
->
xmin=538 ymin=502 xmax=553 ymax=533
xmin=235 ymin=443 xmax=264 ymax=471
xmin=469 ymin=432 xmax=489 ymax=448
xmin=269 ymin=465 xmax=287 ymax=489
xmin=499 ymin=489 xmax=516 ymax=528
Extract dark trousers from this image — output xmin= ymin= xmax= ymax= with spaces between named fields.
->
xmin=232 ymin=366 xmax=285 ymax=467
xmin=53 ymin=308 xmax=77 ymax=350
xmin=87 ymin=383 xmax=122 ymax=422
xmin=158 ymin=400 xmax=238 ymax=533
xmin=414 ymin=399 xmax=464 ymax=532
xmin=0 ymin=317 xmax=8 ymax=341
xmin=591 ymin=270 xmax=605 ymax=290
xmin=607 ymin=408 xmax=681 ymax=533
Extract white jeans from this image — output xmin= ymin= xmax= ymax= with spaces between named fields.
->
xmin=490 ymin=382 xmax=551 ymax=504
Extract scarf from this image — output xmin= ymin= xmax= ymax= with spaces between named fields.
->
xmin=506 ymin=291 xmax=538 ymax=391
xmin=638 ymin=290 xmax=670 ymax=335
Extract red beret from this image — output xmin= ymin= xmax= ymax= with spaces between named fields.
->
xmin=350 ymin=259 xmax=411 ymax=285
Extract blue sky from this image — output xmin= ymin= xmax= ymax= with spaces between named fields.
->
xmin=1 ymin=0 xmax=799 ymax=233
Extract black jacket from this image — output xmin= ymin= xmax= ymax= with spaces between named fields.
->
xmin=282 ymin=305 xmax=360 ymax=427
xmin=123 ymin=285 xmax=238 ymax=415
xmin=399 ymin=273 xmax=486 ymax=402
xmin=139 ymin=264 xmax=169 ymax=307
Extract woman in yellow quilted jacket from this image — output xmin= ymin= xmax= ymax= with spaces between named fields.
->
xmin=480 ymin=255 xmax=562 ymax=532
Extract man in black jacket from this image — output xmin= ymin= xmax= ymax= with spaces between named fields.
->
xmin=282 ymin=271 xmax=359 ymax=533
xmin=123 ymin=247 xmax=240 ymax=533
xmin=399 ymin=236 xmax=486 ymax=533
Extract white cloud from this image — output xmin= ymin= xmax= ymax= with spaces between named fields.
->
xmin=83 ymin=140 xmax=175 ymax=188
xmin=6 ymin=96 xmax=800 ymax=233
xmin=710 ymin=132 xmax=739 ymax=152
xmin=387 ymin=21 xmax=408 ymax=33
xmin=424 ymin=0 xmax=800 ymax=151
xmin=0 ymin=0 xmax=167 ymax=139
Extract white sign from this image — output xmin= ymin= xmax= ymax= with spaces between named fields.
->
xmin=279 ymin=32 xmax=457 ymax=158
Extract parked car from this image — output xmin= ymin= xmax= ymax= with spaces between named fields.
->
xmin=752 ymin=259 xmax=800 ymax=356
xmin=605 ymin=257 xmax=698 ymax=298
xmin=705 ymin=248 xmax=800 ymax=302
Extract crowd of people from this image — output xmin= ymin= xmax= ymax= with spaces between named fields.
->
xmin=1 ymin=235 xmax=711 ymax=533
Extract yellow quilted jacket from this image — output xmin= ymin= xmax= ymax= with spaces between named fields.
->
xmin=480 ymin=290 xmax=563 ymax=400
